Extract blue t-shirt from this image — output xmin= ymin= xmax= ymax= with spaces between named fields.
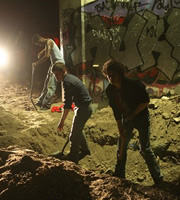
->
xmin=63 ymin=74 xmax=92 ymax=109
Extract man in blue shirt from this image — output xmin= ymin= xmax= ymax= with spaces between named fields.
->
xmin=52 ymin=63 xmax=92 ymax=164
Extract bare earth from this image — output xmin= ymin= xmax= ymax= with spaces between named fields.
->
xmin=0 ymin=73 xmax=180 ymax=199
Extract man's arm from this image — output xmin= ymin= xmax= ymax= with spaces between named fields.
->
xmin=57 ymin=108 xmax=69 ymax=132
xmin=37 ymin=49 xmax=45 ymax=59
xmin=32 ymin=39 xmax=54 ymax=67
xmin=127 ymin=102 xmax=149 ymax=121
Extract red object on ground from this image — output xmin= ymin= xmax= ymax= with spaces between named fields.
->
xmin=51 ymin=104 xmax=75 ymax=112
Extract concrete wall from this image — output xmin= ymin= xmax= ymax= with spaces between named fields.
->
xmin=59 ymin=0 xmax=180 ymax=100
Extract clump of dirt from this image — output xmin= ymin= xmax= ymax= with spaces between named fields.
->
xmin=0 ymin=73 xmax=180 ymax=199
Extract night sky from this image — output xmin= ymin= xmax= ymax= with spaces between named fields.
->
xmin=0 ymin=0 xmax=59 ymax=43
xmin=0 ymin=0 xmax=60 ymax=83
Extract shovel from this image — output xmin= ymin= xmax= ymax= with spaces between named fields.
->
xmin=117 ymin=135 xmax=125 ymax=160
xmin=50 ymin=137 xmax=69 ymax=159
xmin=30 ymin=66 xmax=38 ymax=111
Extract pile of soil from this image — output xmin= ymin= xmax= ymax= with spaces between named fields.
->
xmin=0 ymin=73 xmax=180 ymax=199
xmin=0 ymin=146 xmax=179 ymax=200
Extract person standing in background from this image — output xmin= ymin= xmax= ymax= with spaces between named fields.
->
xmin=32 ymin=33 xmax=65 ymax=110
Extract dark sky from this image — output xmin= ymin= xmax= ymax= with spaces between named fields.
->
xmin=0 ymin=0 xmax=59 ymax=42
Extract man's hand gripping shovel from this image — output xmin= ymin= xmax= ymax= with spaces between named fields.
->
xmin=49 ymin=137 xmax=69 ymax=159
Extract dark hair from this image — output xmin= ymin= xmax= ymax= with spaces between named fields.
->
xmin=52 ymin=62 xmax=66 ymax=72
xmin=102 ymin=59 xmax=126 ymax=78
xmin=32 ymin=33 xmax=41 ymax=43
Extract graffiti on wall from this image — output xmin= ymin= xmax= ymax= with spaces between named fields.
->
xmin=61 ymin=0 xmax=180 ymax=98
xmin=83 ymin=0 xmax=180 ymax=17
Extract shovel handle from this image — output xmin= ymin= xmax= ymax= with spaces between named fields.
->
xmin=30 ymin=66 xmax=38 ymax=111
xmin=117 ymin=136 xmax=125 ymax=160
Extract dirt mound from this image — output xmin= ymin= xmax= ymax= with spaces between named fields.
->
xmin=0 ymin=146 xmax=179 ymax=200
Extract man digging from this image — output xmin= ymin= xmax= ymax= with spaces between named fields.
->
xmin=102 ymin=59 xmax=163 ymax=185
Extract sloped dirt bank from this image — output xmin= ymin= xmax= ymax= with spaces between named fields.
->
xmin=0 ymin=73 xmax=180 ymax=199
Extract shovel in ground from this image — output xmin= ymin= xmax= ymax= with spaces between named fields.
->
xmin=113 ymin=136 xmax=126 ymax=178
xmin=30 ymin=66 xmax=38 ymax=111
xmin=50 ymin=138 xmax=69 ymax=159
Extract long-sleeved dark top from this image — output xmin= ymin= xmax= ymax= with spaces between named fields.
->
xmin=63 ymin=74 xmax=92 ymax=109
xmin=106 ymin=77 xmax=149 ymax=121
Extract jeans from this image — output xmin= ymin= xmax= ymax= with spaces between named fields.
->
xmin=39 ymin=67 xmax=57 ymax=106
xmin=114 ymin=115 xmax=163 ymax=183
xmin=69 ymin=102 xmax=92 ymax=164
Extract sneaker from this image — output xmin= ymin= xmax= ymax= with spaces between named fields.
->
xmin=50 ymin=151 xmax=64 ymax=159
xmin=60 ymin=153 xmax=71 ymax=161
xmin=60 ymin=153 xmax=77 ymax=163
xmin=112 ymin=171 xmax=125 ymax=179
xmin=79 ymin=150 xmax=91 ymax=160
xmin=112 ymin=161 xmax=125 ymax=178
xmin=35 ymin=101 xmax=42 ymax=107
xmin=154 ymin=177 xmax=164 ymax=187
xmin=40 ymin=104 xmax=51 ymax=110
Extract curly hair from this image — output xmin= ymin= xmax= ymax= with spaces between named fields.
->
xmin=102 ymin=59 xmax=126 ymax=78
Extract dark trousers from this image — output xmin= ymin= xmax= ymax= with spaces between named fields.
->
xmin=69 ymin=102 xmax=92 ymax=164
xmin=115 ymin=115 xmax=163 ymax=183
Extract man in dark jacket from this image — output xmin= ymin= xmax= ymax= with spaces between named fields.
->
xmin=102 ymin=59 xmax=163 ymax=184
xmin=51 ymin=63 xmax=92 ymax=164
